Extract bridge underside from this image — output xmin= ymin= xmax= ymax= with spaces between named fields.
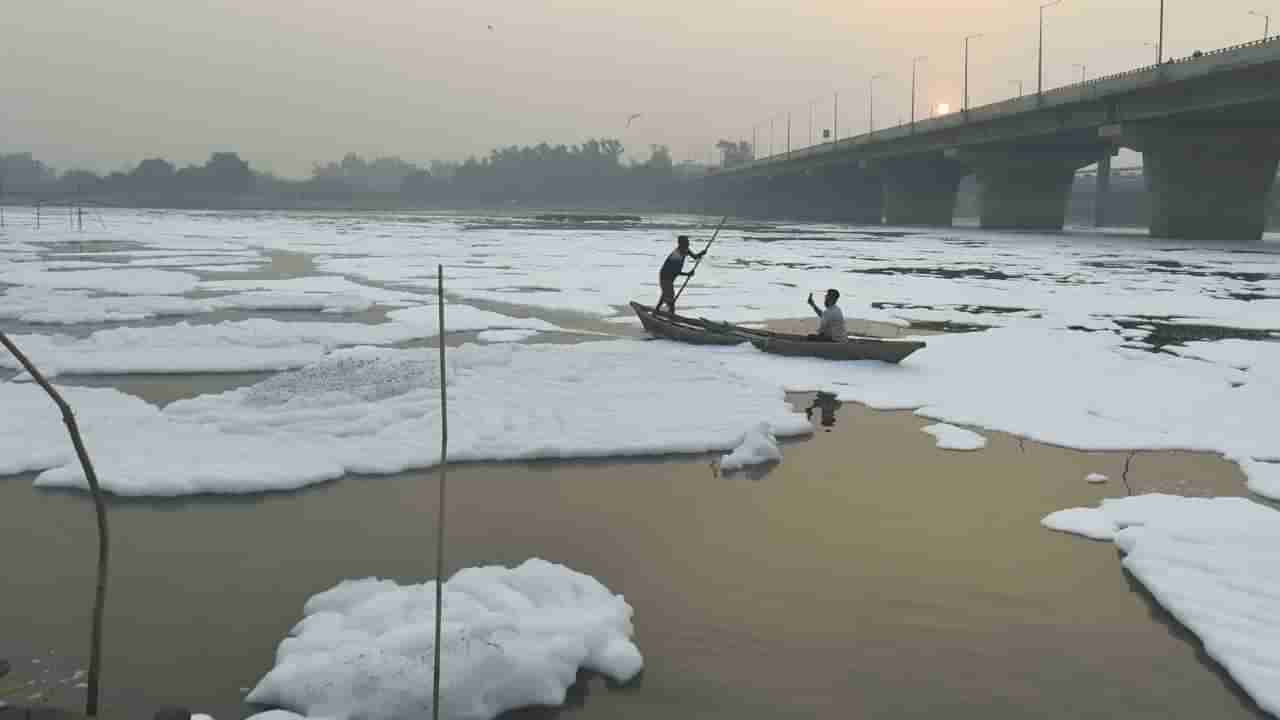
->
xmin=705 ymin=120 xmax=1279 ymax=239
xmin=703 ymin=46 xmax=1280 ymax=240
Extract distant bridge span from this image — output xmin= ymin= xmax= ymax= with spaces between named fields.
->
xmin=705 ymin=38 xmax=1280 ymax=240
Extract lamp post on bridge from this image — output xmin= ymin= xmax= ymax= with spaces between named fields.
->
xmin=1073 ymin=63 xmax=1087 ymax=83
xmin=808 ymin=97 xmax=823 ymax=147
xmin=911 ymin=56 xmax=927 ymax=128
xmin=1158 ymin=0 xmax=1165 ymax=63
xmin=1011 ymin=79 xmax=1024 ymax=97
xmin=964 ymin=34 xmax=983 ymax=112
xmin=1145 ymin=40 xmax=1159 ymax=64
xmin=869 ymin=73 xmax=888 ymax=133
xmin=1039 ymin=0 xmax=1064 ymax=95
xmin=1249 ymin=10 xmax=1271 ymax=40
xmin=833 ymin=91 xmax=840 ymax=144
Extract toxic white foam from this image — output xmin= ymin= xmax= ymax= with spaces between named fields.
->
xmin=1043 ymin=494 xmax=1280 ymax=715
xmin=245 ymin=559 xmax=640 ymax=720
xmin=3 ymin=341 xmax=812 ymax=495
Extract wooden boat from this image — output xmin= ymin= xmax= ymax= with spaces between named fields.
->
xmin=630 ymin=302 xmax=926 ymax=363
xmin=748 ymin=334 xmax=925 ymax=363
xmin=631 ymin=302 xmax=745 ymax=345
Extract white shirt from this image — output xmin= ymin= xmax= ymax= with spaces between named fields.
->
xmin=818 ymin=304 xmax=847 ymax=342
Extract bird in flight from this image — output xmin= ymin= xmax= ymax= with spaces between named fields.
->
xmin=487 ymin=24 xmax=494 ymax=30
xmin=626 ymin=113 xmax=643 ymax=127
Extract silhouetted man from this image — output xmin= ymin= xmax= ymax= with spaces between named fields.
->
xmin=656 ymin=235 xmax=704 ymax=314
xmin=807 ymin=289 xmax=847 ymax=342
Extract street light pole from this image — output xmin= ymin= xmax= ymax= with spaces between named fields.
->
xmin=869 ymin=73 xmax=887 ymax=133
xmin=1011 ymin=79 xmax=1024 ymax=97
xmin=1249 ymin=10 xmax=1271 ymax=40
xmin=1073 ymin=63 xmax=1087 ymax=83
xmin=833 ymin=91 xmax=840 ymax=144
xmin=911 ymin=56 xmax=927 ymax=127
xmin=1039 ymin=0 xmax=1063 ymax=95
xmin=964 ymin=34 xmax=983 ymax=112
xmin=1158 ymin=0 xmax=1165 ymax=63
xmin=808 ymin=97 xmax=822 ymax=147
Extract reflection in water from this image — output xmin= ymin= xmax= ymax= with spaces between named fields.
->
xmin=805 ymin=392 xmax=842 ymax=431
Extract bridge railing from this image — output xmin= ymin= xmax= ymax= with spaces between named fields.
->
xmin=724 ymin=33 xmax=1280 ymax=173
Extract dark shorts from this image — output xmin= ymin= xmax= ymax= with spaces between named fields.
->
xmin=658 ymin=276 xmax=677 ymax=306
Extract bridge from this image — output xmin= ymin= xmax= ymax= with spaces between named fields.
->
xmin=704 ymin=37 xmax=1280 ymax=240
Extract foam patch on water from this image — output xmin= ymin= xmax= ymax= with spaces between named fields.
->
xmin=4 ymin=341 xmax=812 ymax=495
xmin=1043 ymin=494 xmax=1280 ymax=715
xmin=477 ymin=329 xmax=541 ymax=343
xmin=708 ymin=327 xmax=1278 ymax=497
xmin=920 ymin=423 xmax=987 ymax=451
xmin=245 ymin=559 xmax=641 ymax=720
xmin=720 ymin=423 xmax=782 ymax=472
xmin=0 ymin=267 xmax=200 ymax=294
xmin=0 ymin=307 xmax=561 ymax=377
xmin=0 ymin=287 xmax=372 ymax=325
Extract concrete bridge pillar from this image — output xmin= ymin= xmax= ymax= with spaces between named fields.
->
xmin=877 ymin=155 xmax=969 ymax=226
xmin=952 ymin=146 xmax=1104 ymax=231
xmin=1102 ymin=124 xmax=1280 ymax=241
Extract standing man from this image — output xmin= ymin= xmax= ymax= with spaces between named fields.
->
xmin=807 ymin=289 xmax=847 ymax=342
xmin=655 ymin=235 xmax=705 ymax=314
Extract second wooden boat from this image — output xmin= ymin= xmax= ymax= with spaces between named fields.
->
xmin=630 ymin=302 xmax=926 ymax=363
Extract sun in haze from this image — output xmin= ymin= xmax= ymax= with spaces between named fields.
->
xmin=935 ymin=103 xmax=951 ymax=115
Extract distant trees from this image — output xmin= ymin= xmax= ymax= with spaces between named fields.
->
xmin=1 ymin=141 xmax=699 ymax=210
xmin=131 ymin=158 xmax=176 ymax=187
xmin=313 ymin=153 xmax=419 ymax=193
xmin=0 ymin=153 xmax=57 ymax=191
xmin=432 ymin=139 xmax=677 ymax=206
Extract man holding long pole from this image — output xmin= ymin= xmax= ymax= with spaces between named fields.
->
xmin=655 ymin=235 xmax=706 ymax=314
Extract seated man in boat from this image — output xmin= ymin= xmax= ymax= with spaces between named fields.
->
xmin=806 ymin=289 xmax=847 ymax=342
xmin=655 ymin=235 xmax=705 ymax=314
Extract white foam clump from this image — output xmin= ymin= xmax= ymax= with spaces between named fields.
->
xmin=245 ymin=559 xmax=642 ymax=720
xmin=476 ymin=329 xmax=541 ymax=343
xmin=720 ymin=423 xmax=781 ymax=472
xmin=1042 ymin=494 xmax=1280 ymax=715
xmin=1085 ymin=472 xmax=1109 ymax=483
xmin=0 ymin=306 xmax=560 ymax=377
xmin=919 ymin=423 xmax=987 ymax=451
xmin=0 ymin=287 xmax=372 ymax=325
xmin=7 ymin=341 xmax=811 ymax=495
xmin=0 ymin=267 xmax=200 ymax=294
xmin=712 ymin=327 xmax=1279 ymax=498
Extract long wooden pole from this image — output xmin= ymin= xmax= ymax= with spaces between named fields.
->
xmin=431 ymin=265 xmax=448 ymax=720
xmin=0 ymin=333 xmax=109 ymax=717
xmin=673 ymin=215 xmax=729 ymax=305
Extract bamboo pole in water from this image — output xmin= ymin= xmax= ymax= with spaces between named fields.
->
xmin=432 ymin=265 xmax=448 ymax=720
xmin=0 ymin=333 xmax=110 ymax=717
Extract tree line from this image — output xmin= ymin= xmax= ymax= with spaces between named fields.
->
xmin=0 ymin=140 xmax=713 ymax=211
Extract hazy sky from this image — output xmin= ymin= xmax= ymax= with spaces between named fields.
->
xmin=4 ymin=0 xmax=1271 ymax=177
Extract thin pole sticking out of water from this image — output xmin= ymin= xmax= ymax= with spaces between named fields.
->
xmin=432 ymin=264 xmax=448 ymax=720
xmin=0 ymin=333 xmax=110 ymax=717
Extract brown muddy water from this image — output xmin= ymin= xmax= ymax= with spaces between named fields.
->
xmin=0 ymin=393 xmax=1267 ymax=719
